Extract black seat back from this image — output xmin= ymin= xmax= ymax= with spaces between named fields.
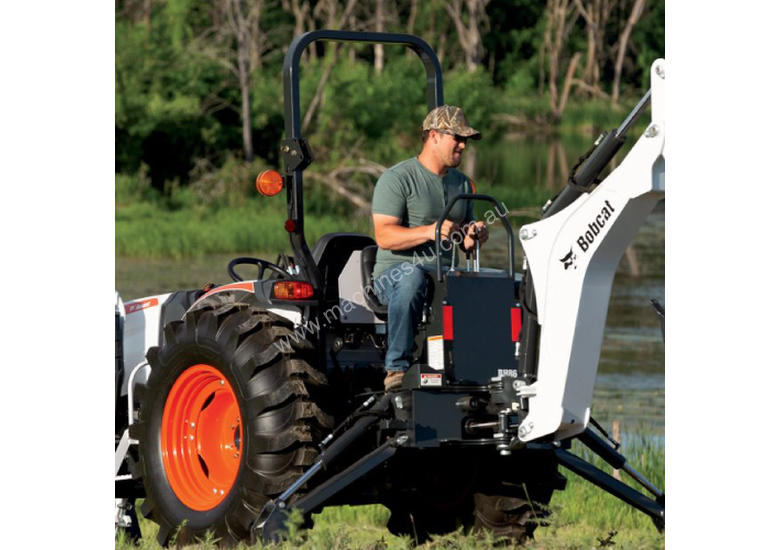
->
xmin=360 ymin=245 xmax=388 ymax=317
xmin=311 ymin=233 xmax=376 ymax=302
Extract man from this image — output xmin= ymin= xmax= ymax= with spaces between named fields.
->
xmin=371 ymin=105 xmax=488 ymax=391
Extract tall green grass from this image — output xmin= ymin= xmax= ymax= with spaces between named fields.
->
xmin=116 ymin=198 xmax=373 ymax=259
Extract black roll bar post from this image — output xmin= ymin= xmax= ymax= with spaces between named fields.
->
xmin=280 ymin=30 xmax=445 ymax=290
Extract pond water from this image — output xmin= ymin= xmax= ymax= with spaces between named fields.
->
xmin=116 ymin=135 xmax=664 ymax=438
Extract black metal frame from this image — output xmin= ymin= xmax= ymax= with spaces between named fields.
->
xmin=280 ymin=30 xmax=445 ymax=291
xmin=254 ymin=404 xmax=666 ymax=541
xmin=433 ymin=193 xmax=516 ymax=281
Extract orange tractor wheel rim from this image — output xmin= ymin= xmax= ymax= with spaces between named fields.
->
xmin=161 ymin=364 xmax=243 ymax=511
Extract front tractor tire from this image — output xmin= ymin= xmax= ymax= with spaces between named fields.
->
xmin=132 ymin=303 xmax=332 ymax=546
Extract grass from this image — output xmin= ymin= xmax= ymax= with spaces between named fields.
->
xmin=116 ymin=429 xmax=664 ymax=550
xmin=116 ymin=198 xmax=373 ymax=259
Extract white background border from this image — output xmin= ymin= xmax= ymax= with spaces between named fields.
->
xmin=1 ymin=3 xmax=114 ymax=547
xmin=2 ymin=2 xmax=778 ymax=548
xmin=667 ymin=2 xmax=780 ymax=548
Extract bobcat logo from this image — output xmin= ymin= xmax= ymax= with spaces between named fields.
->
xmin=560 ymin=248 xmax=577 ymax=270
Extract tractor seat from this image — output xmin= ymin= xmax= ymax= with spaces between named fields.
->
xmin=360 ymin=245 xmax=388 ymax=317
xmin=359 ymin=246 xmax=436 ymax=323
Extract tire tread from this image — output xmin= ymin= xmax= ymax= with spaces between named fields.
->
xmin=136 ymin=303 xmax=331 ymax=546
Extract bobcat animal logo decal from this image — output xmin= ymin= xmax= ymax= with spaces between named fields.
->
xmin=561 ymin=199 xmax=617 ymax=271
xmin=560 ymin=248 xmax=577 ymax=270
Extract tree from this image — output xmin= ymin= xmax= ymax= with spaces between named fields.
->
xmin=281 ymin=0 xmax=311 ymax=40
xmin=374 ymin=0 xmax=385 ymax=73
xmin=572 ymin=0 xmax=616 ymax=98
xmin=611 ymin=0 xmax=647 ymax=104
xmin=443 ymin=0 xmax=491 ymax=73
xmin=301 ymin=0 xmax=359 ymax=133
xmin=116 ymin=0 xmax=155 ymax=27
xmin=184 ymin=0 xmax=279 ymax=163
xmin=222 ymin=0 xmax=265 ymax=162
xmin=541 ymin=0 xmax=581 ymax=120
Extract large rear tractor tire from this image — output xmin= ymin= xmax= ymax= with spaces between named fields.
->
xmin=387 ymin=487 xmax=554 ymax=545
xmin=386 ymin=502 xmax=472 ymax=544
xmin=471 ymin=484 xmax=556 ymax=543
xmin=385 ymin=453 xmax=476 ymax=543
xmin=384 ymin=451 xmax=559 ymax=545
xmin=131 ymin=302 xmax=332 ymax=546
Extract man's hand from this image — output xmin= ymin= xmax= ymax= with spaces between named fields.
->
xmin=431 ymin=219 xmax=458 ymax=242
xmin=462 ymin=221 xmax=488 ymax=251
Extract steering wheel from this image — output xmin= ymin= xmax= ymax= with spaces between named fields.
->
xmin=228 ymin=257 xmax=291 ymax=282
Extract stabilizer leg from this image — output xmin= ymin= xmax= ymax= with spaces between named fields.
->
xmin=251 ymin=394 xmax=394 ymax=543
xmin=259 ymin=439 xmax=399 ymax=543
xmin=554 ymin=447 xmax=664 ymax=529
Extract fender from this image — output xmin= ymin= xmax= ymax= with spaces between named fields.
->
xmin=118 ymin=282 xmax=307 ymax=398
xmin=119 ymin=293 xmax=172 ymax=396
xmin=188 ymin=280 xmax=305 ymax=327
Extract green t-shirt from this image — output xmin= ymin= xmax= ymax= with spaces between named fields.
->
xmin=371 ymin=157 xmax=474 ymax=279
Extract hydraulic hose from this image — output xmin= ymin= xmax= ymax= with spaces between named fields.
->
xmin=541 ymin=90 xmax=651 ymax=219
xmin=320 ymin=394 xmax=391 ymax=467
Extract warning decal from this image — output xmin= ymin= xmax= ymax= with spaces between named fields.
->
xmin=420 ymin=373 xmax=442 ymax=387
xmin=427 ymin=335 xmax=444 ymax=371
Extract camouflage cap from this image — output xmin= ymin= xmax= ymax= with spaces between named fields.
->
xmin=422 ymin=105 xmax=482 ymax=140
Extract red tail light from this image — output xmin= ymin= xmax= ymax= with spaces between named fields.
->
xmin=511 ymin=306 xmax=522 ymax=342
xmin=273 ymin=281 xmax=314 ymax=300
xmin=443 ymin=305 xmax=454 ymax=340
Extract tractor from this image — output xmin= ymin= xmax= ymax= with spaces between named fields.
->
xmin=115 ymin=30 xmax=665 ymax=546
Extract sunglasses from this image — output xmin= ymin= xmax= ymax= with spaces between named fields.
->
xmin=435 ymin=130 xmax=469 ymax=144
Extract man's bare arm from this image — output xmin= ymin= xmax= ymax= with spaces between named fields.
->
xmin=373 ymin=213 xmax=456 ymax=251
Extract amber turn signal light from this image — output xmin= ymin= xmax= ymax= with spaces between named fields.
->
xmin=273 ymin=281 xmax=314 ymax=300
xmin=256 ymin=170 xmax=284 ymax=196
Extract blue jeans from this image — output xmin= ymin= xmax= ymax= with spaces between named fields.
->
xmin=373 ymin=262 xmax=430 ymax=373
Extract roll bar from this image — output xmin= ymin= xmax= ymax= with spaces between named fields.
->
xmin=280 ymin=31 xmax=444 ymax=290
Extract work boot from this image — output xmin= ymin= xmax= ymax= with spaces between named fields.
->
xmin=384 ymin=371 xmax=404 ymax=391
